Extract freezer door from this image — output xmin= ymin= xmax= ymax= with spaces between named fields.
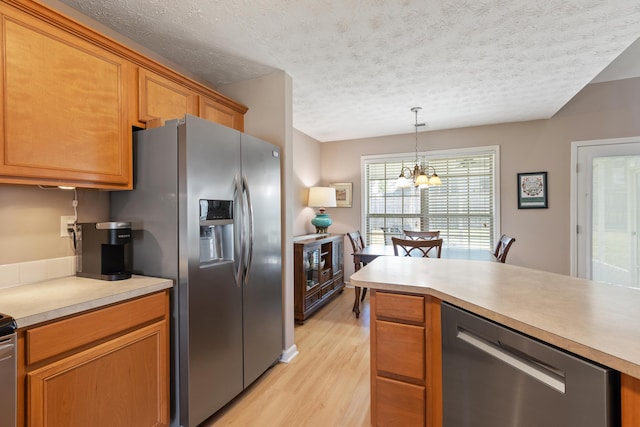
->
xmin=241 ymin=133 xmax=283 ymax=388
xmin=181 ymin=115 xmax=244 ymax=426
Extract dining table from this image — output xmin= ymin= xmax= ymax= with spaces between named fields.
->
xmin=351 ymin=244 xmax=498 ymax=317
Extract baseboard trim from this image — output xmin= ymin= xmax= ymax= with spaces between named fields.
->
xmin=279 ymin=344 xmax=299 ymax=363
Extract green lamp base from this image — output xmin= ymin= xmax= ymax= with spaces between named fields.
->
xmin=311 ymin=213 xmax=332 ymax=234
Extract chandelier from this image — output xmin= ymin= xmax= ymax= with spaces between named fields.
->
xmin=396 ymin=107 xmax=441 ymax=189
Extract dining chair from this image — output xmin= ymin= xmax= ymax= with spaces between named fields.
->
xmin=347 ymin=231 xmax=368 ymax=317
xmin=347 ymin=231 xmax=366 ymax=271
xmin=391 ymin=237 xmax=443 ymax=258
xmin=381 ymin=226 xmax=402 ymax=245
xmin=493 ymin=234 xmax=516 ymax=263
xmin=403 ymin=230 xmax=441 ymax=240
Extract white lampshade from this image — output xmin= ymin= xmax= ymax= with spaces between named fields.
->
xmin=428 ymin=174 xmax=442 ymax=186
xmin=308 ymin=187 xmax=337 ymax=208
xmin=396 ymin=176 xmax=411 ymax=188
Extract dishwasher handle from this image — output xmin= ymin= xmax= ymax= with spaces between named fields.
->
xmin=457 ymin=327 xmax=566 ymax=393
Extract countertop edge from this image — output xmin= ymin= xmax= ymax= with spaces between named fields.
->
xmin=0 ymin=275 xmax=174 ymax=329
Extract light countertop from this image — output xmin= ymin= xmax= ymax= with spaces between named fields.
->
xmin=0 ymin=275 xmax=173 ymax=328
xmin=350 ymin=256 xmax=640 ymax=379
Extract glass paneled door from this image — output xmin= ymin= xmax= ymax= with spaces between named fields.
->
xmin=575 ymin=139 xmax=640 ymax=287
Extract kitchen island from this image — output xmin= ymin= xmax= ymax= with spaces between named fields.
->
xmin=0 ymin=275 xmax=173 ymax=427
xmin=350 ymin=256 xmax=640 ymax=426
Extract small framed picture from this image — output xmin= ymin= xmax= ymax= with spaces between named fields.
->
xmin=330 ymin=182 xmax=352 ymax=208
xmin=518 ymin=172 xmax=548 ymax=209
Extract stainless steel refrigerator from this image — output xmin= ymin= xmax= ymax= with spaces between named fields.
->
xmin=110 ymin=115 xmax=283 ymax=427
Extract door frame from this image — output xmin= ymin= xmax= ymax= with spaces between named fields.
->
xmin=570 ymin=135 xmax=640 ymax=277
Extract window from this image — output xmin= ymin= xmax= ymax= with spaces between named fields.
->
xmin=362 ymin=146 xmax=499 ymax=249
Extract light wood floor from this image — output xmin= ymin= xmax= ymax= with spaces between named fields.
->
xmin=203 ymin=287 xmax=371 ymax=426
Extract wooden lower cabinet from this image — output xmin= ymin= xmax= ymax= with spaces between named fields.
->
xmin=370 ymin=290 xmax=441 ymax=427
xmin=622 ymin=374 xmax=640 ymax=427
xmin=375 ymin=377 xmax=425 ymax=426
xmin=18 ymin=291 xmax=170 ymax=427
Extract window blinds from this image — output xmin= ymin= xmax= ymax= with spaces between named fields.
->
xmin=364 ymin=150 xmax=496 ymax=249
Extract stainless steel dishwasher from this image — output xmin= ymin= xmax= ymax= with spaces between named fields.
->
xmin=441 ymin=303 xmax=619 ymax=427
xmin=0 ymin=313 xmax=17 ymax=427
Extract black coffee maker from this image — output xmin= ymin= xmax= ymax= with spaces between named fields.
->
xmin=76 ymin=222 xmax=132 ymax=281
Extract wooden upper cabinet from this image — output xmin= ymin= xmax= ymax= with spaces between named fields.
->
xmin=0 ymin=3 xmax=133 ymax=189
xmin=138 ymin=67 xmax=198 ymax=124
xmin=200 ymin=94 xmax=245 ymax=131
xmin=0 ymin=0 xmax=247 ymax=189
xmin=139 ymin=67 xmax=246 ymax=132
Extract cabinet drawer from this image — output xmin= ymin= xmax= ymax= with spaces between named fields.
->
xmin=376 ymin=292 xmax=424 ymax=323
xmin=375 ymin=376 xmax=425 ymax=426
xmin=305 ymin=289 xmax=322 ymax=307
xmin=375 ymin=320 xmax=425 ymax=381
xmin=27 ymin=291 xmax=167 ymax=365
xmin=321 ymin=280 xmax=335 ymax=296
xmin=319 ymin=268 xmax=331 ymax=284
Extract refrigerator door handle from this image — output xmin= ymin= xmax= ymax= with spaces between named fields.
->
xmin=242 ymin=175 xmax=254 ymax=285
xmin=233 ymin=174 xmax=243 ymax=288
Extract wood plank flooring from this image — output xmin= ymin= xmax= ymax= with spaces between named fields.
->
xmin=203 ymin=287 xmax=371 ymax=426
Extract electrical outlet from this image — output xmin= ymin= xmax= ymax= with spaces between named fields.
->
xmin=60 ymin=216 xmax=75 ymax=237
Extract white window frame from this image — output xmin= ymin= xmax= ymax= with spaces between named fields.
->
xmin=360 ymin=145 xmax=501 ymax=248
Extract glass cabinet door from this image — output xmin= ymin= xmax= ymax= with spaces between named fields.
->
xmin=304 ymin=247 xmax=320 ymax=290
xmin=332 ymin=240 xmax=343 ymax=275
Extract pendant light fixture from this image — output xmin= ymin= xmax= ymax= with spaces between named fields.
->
xmin=396 ymin=107 xmax=441 ymax=189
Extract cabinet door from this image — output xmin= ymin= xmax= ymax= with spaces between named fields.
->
xmin=332 ymin=238 xmax=344 ymax=275
xmin=138 ymin=67 xmax=198 ymax=123
xmin=199 ymin=94 xmax=245 ymax=131
xmin=375 ymin=320 xmax=425 ymax=381
xmin=303 ymin=246 xmax=321 ymax=291
xmin=28 ymin=321 xmax=169 ymax=427
xmin=0 ymin=4 xmax=133 ymax=189
xmin=376 ymin=376 xmax=425 ymax=426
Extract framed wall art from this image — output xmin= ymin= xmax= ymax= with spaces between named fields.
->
xmin=330 ymin=182 xmax=352 ymax=208
xmin=517 ymin=172 xmax=548 ymax=209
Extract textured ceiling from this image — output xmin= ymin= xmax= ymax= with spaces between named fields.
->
xmin=56 ymin=0 xmax=640 ymax=142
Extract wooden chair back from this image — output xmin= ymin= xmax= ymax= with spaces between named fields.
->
xmin=347 ymin=231 xmax=365 ymax=253
xmin=347 ymin=231 xmax=366 ymax=270
xmin=381 ymin=227 xmax=402 ymax=245
xmin=493 ymin=234 xmax=516 ymax=263
xmin=391 ymin=237 xmax=443 ymax=258
xmin=347 ymin=230 xmax=370 ymax=309
xmin=403 ymin=230 xmax=440 ymax=240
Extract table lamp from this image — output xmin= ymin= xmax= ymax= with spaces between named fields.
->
xmin=308 ymin=187 xmax=337 ymax=233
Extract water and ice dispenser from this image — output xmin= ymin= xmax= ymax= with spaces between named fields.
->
xmin=199 ymin=200 xmax=234 ymax=264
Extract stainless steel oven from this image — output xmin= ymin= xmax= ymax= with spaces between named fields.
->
xmin=0 ymin=314 xmax=17 ymax=427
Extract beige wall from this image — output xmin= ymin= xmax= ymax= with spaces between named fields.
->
xmin=319 ymin=77 xmax=640 ymax=279
xmin=0 ymin=185 xmax=109 ymax=264
xmin=292 ymin=129 xmax=323 ymax=236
